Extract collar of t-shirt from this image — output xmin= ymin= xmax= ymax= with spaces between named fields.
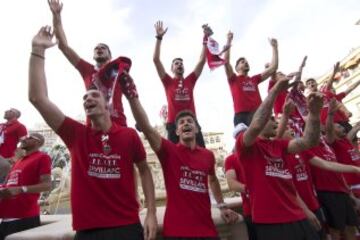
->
xmin=176 ymin=142 xmax=201 ymax=152
xmin=88 ymin=122 xmax=122 ymax=135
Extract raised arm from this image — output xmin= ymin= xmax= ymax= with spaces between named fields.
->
xmin=242 ymin=74 xmax=291 ymax=147
xmin=120 ymin=73 xmax=162 ymax=152
xmin=192 ymin=25 xmax=211 ymax=78
xmin=29 ymin=26 xmax=65 ymax=132
xmin=325 ymin=99 xmax=339 ymax=144
xmin=287 ymin=92 xmax=323 ymax=154
xmin=48 ymin=0 xmax=80 ymax=67
xmin=153 ymin=21 xmax=168 ymax=80
xmin=260 ymin=38 xmax=278 ymax=82
xmin=224 ymin=31 xmax=235 ymax=79
xmin=345 ymin=78 xmax=360 ymax=96
xmin=325 ymin=62 xmax=340 ymax=91
xmin=276 ymin=98 xmax=295 ymax=139
xmin=347 ymin=122 xmax=360 ymax=142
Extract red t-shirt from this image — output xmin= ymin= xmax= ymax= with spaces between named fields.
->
xmin=331 ymin=138 xmax=360 ymax=186
xmin=228 ymin=74 xmax=262 ymax=113
xmin=76 ymin=59 xmax=127 ymax=126
xmin=236 ymin=133 xmax=306 ymax=223
xmin=287 ymin=153 xmax=320 ymax=211
xmin=0 ymin=120 xmax=27 ymax=158
xmin=308 ymin=138 xmax=349 ymax=193
xmin=0 ymin=151 xmax=51 ymax=218
xmin=57 ymin=117 xmax=145 ymax=231
xmin=320 ymin=91 xmax=348 ymax=124
xmin=161 ymin=72 xmax=198 ymax=123
xmin=155 ymin=138 xmax=217 ymax=237
xmin=224 ymin=154 xmax=251 ymax=216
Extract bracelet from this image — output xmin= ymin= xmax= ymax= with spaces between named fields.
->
xmin=156 ymin=35 xmax=163 ymax=41
xmin=31 ymin=52 xmax=45 ymax=59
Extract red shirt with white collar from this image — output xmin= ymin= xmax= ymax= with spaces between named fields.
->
xmin=0 ymin=120 xmax=27 ymax=158
xmin=57 ymin=117 xmax=145 ymax=231
xmin=156 ymin=138 xmax=217 ymax=237
xmin=161 ymin=72 xmax=198 ymax=123
xmin=0 ymin=151 xmax=51 ymax=218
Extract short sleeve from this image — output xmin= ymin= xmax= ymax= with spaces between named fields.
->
xmin=336 ymin=92 xmax=346 ymax=101
xmin=161 ymin=73 xmax=173 ymax=87
xmin=17 ymin=124 xmax=27 ymax=139
xmin=224 ymin=155 xmax=235 ymax=172
xmin=56 ymin=117 xmax=84 ymax=149
xmin=253 ymin=74 xmax=262 ymax=85
xmin=131 ymin=130 xmax=146 ymax=163
xmin=75 ymin=59 xmax=95 ymax=86
xmin=299 ymin=150 xmax=315 ymax=162
xmin=208 ymin=151 xmax=216 ymax=175
xmin=228 ymin=73 xmax=237 ymax=83
xmin=155 ymin=138 xmax=172 ymax=164
xmin=38 ymin=154 xmax=52 ymax=176
xmin=187 ymin=72 xmax=198 ymax=85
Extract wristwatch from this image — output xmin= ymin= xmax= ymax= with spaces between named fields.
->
xmin=21 ymin=186 xmax=28 ymax=193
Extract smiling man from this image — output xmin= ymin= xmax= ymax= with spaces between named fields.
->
xmin=28 ymin=26 xmax=157 ymax=240
xmin=120 ymin=72 xmax=239 ymax=239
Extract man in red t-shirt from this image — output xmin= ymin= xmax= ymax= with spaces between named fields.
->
xmin=153 ymin=21 xmax=208 ymax=147
xmin=224 ymin=152 xmax=256 ymax=240
xmin=236 ymin=73 xmax=323 ymax=240
xmin=120 ymin=72 xmax=238 ymax=239
xmin=0 ymin=108 xmax=27 ymax=183
xmin=224 ymin=31 xmax=279 ymax=126
xmin=0 ymin=133 xmax=51 ymax=240
xmin=29 ymin=26 xmax=157 ymax=240
xmin=48 ymin=0 xmax=128 ymax=126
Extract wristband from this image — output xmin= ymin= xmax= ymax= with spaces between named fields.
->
xmin=156 ymin=35 xmax=162 ymax=40
xmin=31 ymin=52 xmax=45 ymax=59
xmin=21 ymin=186 xmax=28 ymax=193
xmin=216 ymin=202 xmax=228 ymax=209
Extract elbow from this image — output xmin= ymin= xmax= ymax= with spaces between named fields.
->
xmin=44 ymin=182 xmax=52 ymax=192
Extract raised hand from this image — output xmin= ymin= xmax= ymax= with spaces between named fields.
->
xmin=32 ymin=26 xmax=57 ymax=50
xmin=307 ymin=92 xmax=324 ymax=115
xmin=332 ymin=61 xmax=340 ymax=76
xmin=48 ymin=0 xmax=63 ymax=15
xmin=269 ymin=38 xmax=278 ymax=48
xmin=283 ymin=97 xmax=295 ymax=116
xmin=300 ymin=56 xmax=307 ymax=69
xmin=328 ymin=98 xmax=340 ymax=115
xmin=154 ymin=21 xmax=168 ymax=38
xmin=276 ymin=73 xmax=294 ymax=91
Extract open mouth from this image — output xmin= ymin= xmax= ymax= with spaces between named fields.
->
xmin=182 ymin=126 xmax=192 ymax=133
xmin=85 ymin=102 xmax=96 ymax=111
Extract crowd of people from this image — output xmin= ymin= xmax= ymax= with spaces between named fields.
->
xmin=1 ymin=0 xmax=360 ymax=240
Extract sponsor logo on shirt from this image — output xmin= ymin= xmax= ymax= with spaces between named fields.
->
xmin=179 ymin=166 xmax=207 ymax=193
xmin=264 ymin=155 xmax=292 ymax=179
xmin=294 ymin=155 xmax=308 ymax=181
xmin=175 ymin=87 xmax=191 ymax=101
xmin=88 ymin=153 xmax=121 ymax=179
xmin=6 ymin=169 xmax=21 ymax=186
xmin=242 ymin=81 xmax=256 ymax=92
xmin=348 ymin=149 xmax=360 ymax=162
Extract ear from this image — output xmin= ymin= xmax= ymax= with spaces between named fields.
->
xmin=194 ymin=124 xmax=199 ymax=134
xmin=175 ymin=126 xmax=180 ymax=136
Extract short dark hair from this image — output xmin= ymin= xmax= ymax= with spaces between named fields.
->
xmin=97 ymin=43 xmax=112 ymax=58
xmin=172 ymin=58 xmax=183 ymax=64
xmin=175 ymin=110 xmax=196 ymax=127
xmin=305 ymin=78 xmax=316 ymax=84
xmin=235 ymin=57 xmax=245 ymax=67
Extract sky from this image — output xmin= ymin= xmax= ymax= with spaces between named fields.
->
xmin=0 ymin=0 xmax=359 ymax=151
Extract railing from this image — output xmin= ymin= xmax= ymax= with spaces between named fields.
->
xmin=6 ymin=198 xmax=248 ymax=240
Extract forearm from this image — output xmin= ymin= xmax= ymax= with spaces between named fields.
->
xmin=347 ymin=125 xmax=360 ymax=141
xmin=302 ymin=111 xmax=321 ymax=147
xmin=209 ymin=176 xmax=225 ymax=204
xmin=153 ymin=40 xmax=162 ymax=62
xmin=269 ymin=46 xmax=279 ymax=73
xmin=29 ymin=47 xmax=48 ymax=102
xmin=325 ymin=112 xmax=336 ymax=143
xmin=227 ymin=179 xmax=246 ymax=193
xmin=313 ymin=157 xmax=359 ymax=173
xmin=139 ymin=165 xmax=156 ymax=214
xmin=346 ymin=80 xmax=360 ymax=95
xmin=276 ymin=113 xmax=290 ymax=139
xmin=52 ymin=14 xmax=68 ymax=48
xmin=25 ymin=182 xmax=51 ymax=194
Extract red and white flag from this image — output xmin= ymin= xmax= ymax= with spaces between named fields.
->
xmin=205 ymin=36 xmax=227 ymax=70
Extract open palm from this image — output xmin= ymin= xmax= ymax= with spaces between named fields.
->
xmin=32 ymin=26 xmax=57 ymax=49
